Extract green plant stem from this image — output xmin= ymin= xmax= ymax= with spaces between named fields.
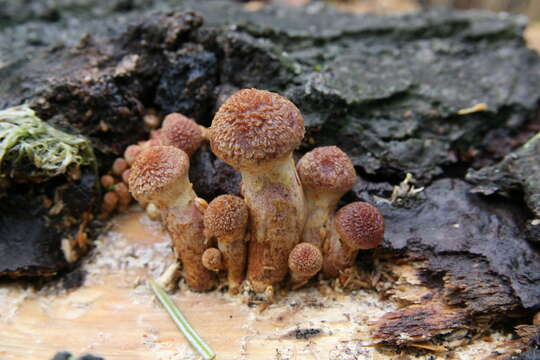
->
xmin=148 ymin=279 xmax=216 ymax=360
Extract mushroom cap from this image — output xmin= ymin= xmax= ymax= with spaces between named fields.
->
xmin=160 ymin=113 xmax=203 ymax=156
xmin=202 ymin=248 xmax=223 ymax=272
xmin=297 ymin=146 xmax=356 ymax=193
xmin=124 ymin=144 xmax=143 ymax=165
xmin=128 ymin=146 xmax=189 ymax=205
xmin=209 ymin=89 xmax=305 ymax=169
xmin=204 ymin=195 xmax=248 ymax=239
xmin=335 ymin=202 xmax=384 ymax=250
xmin=288 ymin=243 xmax=323 ymax=277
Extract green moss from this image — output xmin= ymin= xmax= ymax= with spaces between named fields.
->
xmin=0 ymin=105 xmax=96 ymax=181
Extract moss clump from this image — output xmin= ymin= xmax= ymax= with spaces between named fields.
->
xmin=0 ymin=105 xmax=96 ymax=183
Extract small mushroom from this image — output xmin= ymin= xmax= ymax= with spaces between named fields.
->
xmin=101 ymin=191 xmax=119 ymax=215
xmin=129 ymin=146 xmax=216 ymax=291
xmin=124 ymin=144 xmax=143 ymax=165
xmin=114 ymin=182 xmax=131 ymax=211
xmin=288 ymin=242 xmax=323 ymax=289
xmin=323 ymin=202 xmax=384 ymax=278
xmin=202 ymin=248 xmax=224 ymax=272
xmin=160 ymin=113 xmax=204 ymax=156
xmin=203 ymin=195 xmax=249 ymax=292
xmin=296 ymin=146 xmax=356 ymax=249
xmin=100 ymin=174 xmax=115 ymax=188
xmin=112 ymin=158 xmax=128 ymax=176
xmin=209 ymin=88 xmax=306 ymax=293
xmin=145 ymin=202 xmax=161 ymax=221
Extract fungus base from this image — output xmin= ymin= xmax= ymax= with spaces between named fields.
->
xmin=0 ymin=208 xmax=519 ymax=360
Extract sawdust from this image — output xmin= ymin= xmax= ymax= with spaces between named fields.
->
xmin=0 ymin=209 xmax=525 ymax=359
xmin=0 ymin=285 xmax=29 ymax=323
xmin=142 ymin=335 xmax=200 ymax=360
xmin=83 ymin=210 xmax=175 ymax=287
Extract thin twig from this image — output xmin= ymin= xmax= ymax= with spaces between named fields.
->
xmin=148 ymin=279 xmax=216 ymax=360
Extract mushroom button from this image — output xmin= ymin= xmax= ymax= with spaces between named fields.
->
xmin=128 ymin=146 xmax=216 ymax=292
xmin=101 ymin=191 xmax=119 ymax=214
xmin=204 ymin=195 xmax=249 ymax=293
xmin=323 ymin=202 xmax=384 ymax=278
xmin=202 ymin=248 xmax=224 ymax=272
xmin=160 ymin=113 xmax=204 ymax=156
xmin=209 ymin=88 xmax=306 ymax=293
xmin=112 ymin=158 xmax=128 ymax=176
xmin=297 ymin=146 xmax=356 ymax=250
xmin=124 ymin=144 xmax=142 ymax=165
xmin=288 ymin=242 xmax=323 ymax=289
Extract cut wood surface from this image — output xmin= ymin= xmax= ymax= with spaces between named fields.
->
xmin=0 ymin=209 xmax=516 ymax=360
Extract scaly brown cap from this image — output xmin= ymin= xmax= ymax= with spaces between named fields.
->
xmin=204 ymin=195 xmax=248 ymax=239
xmin=297 ymin=146 xmax=356 ymax=193
xmin=335 ymin=202 xmax=384 ymax=250
xmin=288 ymin=242 xmax=323 ymax=277
xmin=202 ymin=248 xmax=223 ymax=272
xmin=160 ymin=113 xmax=203 ymax=156
xmin=209 ymin=89 xmax=305 ymax=169
xmin=128 ymin=146 xmax=189 ymax=205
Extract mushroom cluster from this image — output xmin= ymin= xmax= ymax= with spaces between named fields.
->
xmin=99 ymin=112 xmax=206 ymax=220
xmin=128 ymin=89 xmax=384 ymax=296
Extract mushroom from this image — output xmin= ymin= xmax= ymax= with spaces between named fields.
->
xmin=101 ymin=191 xmax=119 ymax=217
xmin=100 ymin=174 xmax=115 ymax=188
xmin=209 ymin=88 xmax=306 ymax=293
xmin=288 ymin=242 xmax=323 ymax=289
xmin=296 ymin=146 xmax=356 ymax=249
xmin=160 ymin=113 xmax=204 ymax=156
xmin=124 ymin=144 xmax=143 ymax=165
xmin=112 ymin=158 xmax=128 ymax=176
xmin=203 ymin=195 xmax=249 ymax=292
xmin=323 ymin=202 xmax=384 ymax=278
xmin=128 ymin=145 xmax=216 ymax=291
xmin=136 ymin=113 xmax=204 ymax=217
xmin=202 ymin=248 xmax=224 ymax=272
xmin=114 ymin=182 xmax=131 ymax=211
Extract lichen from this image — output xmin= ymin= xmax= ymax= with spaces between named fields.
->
xmin=0 ymin=105 xmax=96 ymax=182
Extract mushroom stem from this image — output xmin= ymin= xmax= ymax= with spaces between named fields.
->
xmin=163 ymin=182 xmax=215 ymax=291
xmin=218 ymin=236 xmax=247 ymax=290
xmin=241 ymin=155 xmax=306 ymax=292
xmin=322 ymin=222 xmax=358 ymax=278
xmin=129 ymin=146 xmax=216 ymax=292
xmin=301 ymin=189 xmax=342 ymax=249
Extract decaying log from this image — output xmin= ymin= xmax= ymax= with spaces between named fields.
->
xmin=371 ymin=301 xmax=469 ymax=345
xmin=354 ymin=179 xmax=540 ymax=347
xmin=0 ymin=1 xmax=539 ymax=355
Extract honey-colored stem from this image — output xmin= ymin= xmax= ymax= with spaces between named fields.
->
xmin=301 ymin=188 xmax=343 ymax=249
xmin=242 ymin=155 xmax=306 ymax=293
xmin=289 ymin=271 xmax=311 ymax=289
xmin=218 ymin=234 xmax=247 ymax=292
xmin=163 ymin=186 xmax=217 ymax=292
xmin=322 ymin=220 xmax=358 ymax=278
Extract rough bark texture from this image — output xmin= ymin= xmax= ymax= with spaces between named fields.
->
xmin=0 ymin=168 xmax=98 ymax=276
xmin=1 ymin=0 xmax=539 ymax=352
xmin=467 ymin=132 xmax=540 ymax=244
xmin=354 ymin=178 xmax=539 ymax=346
xmin=2 ymin=1 xmax=540 ymax=179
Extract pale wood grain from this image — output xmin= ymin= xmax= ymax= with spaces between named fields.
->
xmin=0 ymin=210 xmax=513 ymax=360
